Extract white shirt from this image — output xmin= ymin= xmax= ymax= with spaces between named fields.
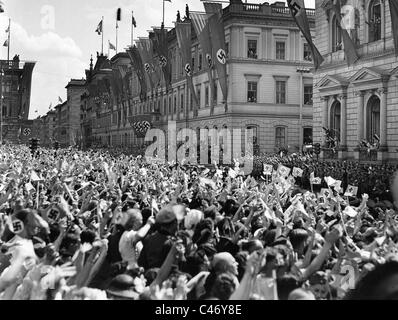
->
xmin=119 ymin=230 xmax=143 ymax=269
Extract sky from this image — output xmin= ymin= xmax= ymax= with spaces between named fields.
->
xmin=0 ymin=0 xmax=315 ymax=119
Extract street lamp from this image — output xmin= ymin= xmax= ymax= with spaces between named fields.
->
xmin=296 ymin=66 xmax=311 ymax=153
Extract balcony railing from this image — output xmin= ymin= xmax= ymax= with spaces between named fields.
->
xmin=225 ymin=3 xmax=315 ymax=17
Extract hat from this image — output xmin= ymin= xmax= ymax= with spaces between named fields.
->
xmin=156 ymin=206 xmax=177 ymax=224
xmin=288 ymin=288 xmax=316 ymax=300
xmin=106 ymin=274 xmax=139 ymax=300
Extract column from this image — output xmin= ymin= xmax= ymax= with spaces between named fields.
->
xmin=356 ymin=90 xmax=365 ymax=142
xmin=380 ymin=87 xmax=388 ymax=148
xmin=340 ymin=94 xmax=347 ymax=149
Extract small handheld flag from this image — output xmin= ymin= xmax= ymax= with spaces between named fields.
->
xmin=58 ymin=96 xmax=63 ymax=103
xmin=0 ymin=1 xmax=4 ymax=13
xmin=3 ymin=39 xmax=8 ymax=47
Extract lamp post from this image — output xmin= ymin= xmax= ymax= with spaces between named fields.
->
xmin=297 ymin=66 xmax=311 ymax=153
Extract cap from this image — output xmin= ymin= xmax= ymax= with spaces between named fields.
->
xmin=106 ymin=274 xmax=139 ymax=300
xmin=156 ymin=206 xmax=177 ymax=224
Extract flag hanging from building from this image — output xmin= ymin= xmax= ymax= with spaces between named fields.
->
xmin=127 ymin=46 xmax=148 ymax=102
xmin=175 ymin=21 xmax=200 ymax=116
xmin=3 ymin=39 xmax=8 ymax=47
xmin=204 ymin=3 xmax=228 ymax=104
xmin=136 ymin=39 xmax=156 ymax=91
xmin=109 ymin=41 xmax=116 ymax=51
xmin=191 ymin=12 xmax=215 ymax=113
xmin=389 ymin=0 xmax=398 ymax=56
xmin=150 ymin=28 xmax=172 ymax=90
xmin=329 ymin=0 xmax=359 ymax=66
xmin=287 ymin=0 xmax=324 ymax=70
xmin=95 ymin=20 xmax=103 ymax=35
xmin=132 ymin=12 xmax=137 ymax=28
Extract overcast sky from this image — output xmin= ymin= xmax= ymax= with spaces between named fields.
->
xmin=0 ymin=0 xmax=315 ymax=119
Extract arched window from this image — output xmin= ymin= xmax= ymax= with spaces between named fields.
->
xmin=330 ymin=101 xmax=341 ymax=140
xmin=367 ymin=95 xmax=380 ymax=143
xmin=332 ymin=14 xmax=342 ymax=52
xmin=368 ymin=0 xmax=381 ymax=42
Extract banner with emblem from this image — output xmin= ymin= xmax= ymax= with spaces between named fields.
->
xmin=191 ymin=12 xmax=215 ymax=114
xmin=204 ymin=3 xmax=228 ymax=105
xmin=344 ymin=185 xmax=358 ymax=197
xmin=136 ymin=38 xmax=161 ymax=90
xmin=286 ymin=0 xmax=324 ymax=70
xmin=129 ymin=114 xmax=152 ymax=138
xmin=127 ymin=45 xmax=148 ymax=102
xmin=150 ymin=27 xmax=172 ymax=90
xmin=175 ymin=21 xmax=199 ymax=117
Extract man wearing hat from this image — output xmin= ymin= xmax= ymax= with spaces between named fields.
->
xmin=138 ymin=206 xmax=178 ymax=270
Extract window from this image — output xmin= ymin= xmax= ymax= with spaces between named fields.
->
xmin=174 ymin=96 xmax=177 ymax=113
xmin=225 ymin=42 xmax=229 ymax=57
xmin=247 ymin=39 xmax=258 ymax=59
xmin=368 ymin=0 xmax=381 ymax=42
xmin=247 ymin=81 xmax=257 ymax=103
xmin=304 ymin=43 xmax=312 ymax=61
xmin=276 ymin=41 xmax=285 ymax=60
xmin=163 ymin=98 xmax=166 ymax=114
xmin=330 ymin=101 xmax=341 ymax=139
xmin=247 ymin=125 xmax=258 ymax=143
xmin=303 ymin=128 xmax=313 ymax=145
xmin=196 ymin=85 xmax=201 ymax=108
xmin=367 ymin=95 xmax=380 ymax=143
xmin=332 ymin=14 xmax=342 ymax=52
xmin=205 ymin=84 xmax=209 ymax=107
xmin=276 ymin=81 xmax=286 ymax=104
xmin=213 ymin=82 xmax=218 ymax=104
xmin=275 ymin=127 xmax=286 ymax=148
xmin=180 ymin=93 xmax=184 ymax=111
xmin=169 ymin=97 xmax=172 ymax=114
xmin=304 ymin=85 xmax=313 ymax=105
xmin=198 ymin=52 xmax=203 ymax=71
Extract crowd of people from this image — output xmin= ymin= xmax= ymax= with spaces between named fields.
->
xmin=1 ymin=144 xmax=398 ymax=300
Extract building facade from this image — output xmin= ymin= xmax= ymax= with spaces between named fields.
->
xmin=80 ymin=1 xmax=316 ymax=158
xmin=0 ymin=55 xmax=35 ymax=144
xmin=313 ymin=0 xmax=398 ymax=161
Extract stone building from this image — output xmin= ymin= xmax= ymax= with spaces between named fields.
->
xmin=313 ymin=0 xmax=398 ymax=161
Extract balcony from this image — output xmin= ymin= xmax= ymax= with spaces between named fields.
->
xmin=224 ymin=3 xmax=315 ymax=17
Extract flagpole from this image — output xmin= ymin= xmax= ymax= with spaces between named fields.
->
xmin=116 ymin=21 xmax=118 ymax=54
xmin=7 ymin=18 xmax=10 ymax=63
xmin=162 ymin=0 xmax=165 ymax=27
xmin=108 ymin=41 xmax=110 ymax=57
xmin=131 ymin=11 xmax=134 ymax=47
xmin=101 ymin=16 xmax=104 ymax=55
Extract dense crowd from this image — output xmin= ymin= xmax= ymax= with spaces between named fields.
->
xmin=1 ymin=144 xmax=398 ymax=300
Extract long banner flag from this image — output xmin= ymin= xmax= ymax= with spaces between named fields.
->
xmin=204 ymin=3 xmax=228 ymax=106
xmin=150 ymin=28 xmax=172 ymax=91
xmin=191 ymin=11 xmax=216 ymax=115
xmin=136 ymin=39 xmax=154 ymax=92
xmin=287 ymin=0 xmax=324 ymax=70
xmin=329 ymin=0 xmax=359 ymax=66
xmin=175 ymin=21 xmax=200 ymax=117
xmin=389 ymin=0 xmax=398 ymax=56
xmin=127 ymin=46 xmax=148 ymax=102
xmin=137 ymin=38 xmax=161 ymax=89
